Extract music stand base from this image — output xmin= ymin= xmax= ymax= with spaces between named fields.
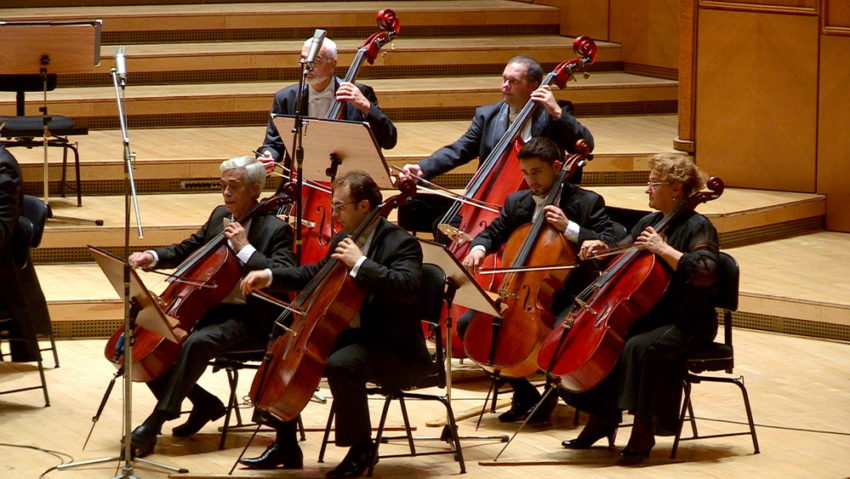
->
xmin=56 ymin=455 xmax=188 ymax=476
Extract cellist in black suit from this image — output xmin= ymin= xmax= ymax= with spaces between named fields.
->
xmin=124 ymin=156 xmax=295 ymax=457
xmin=240 ymin=170 xmax=430 ymax=479
xmin=459 ymin=137 xmax=620 ymax=424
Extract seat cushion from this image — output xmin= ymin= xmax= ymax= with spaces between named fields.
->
xmin=686 ymin=342 xmax=733 ymax=373
xmin=0 ymin=115 xmax=85 ymax=138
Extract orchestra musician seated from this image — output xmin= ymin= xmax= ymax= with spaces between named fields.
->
xmin=562 ymin=153 xmax=720 ymax=462
xmin=240 ymin=170 xmax=431 ymax=478
xmin=125 ymin=156 xmax=295 ymax=457
xmin=459 ymin=137 xmax=619 ymax=423
xmin=255 ymin=36 xmax=397 ymax=170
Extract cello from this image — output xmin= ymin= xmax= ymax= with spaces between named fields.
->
xmin=435 ymin=36 xmax=598 ymax=358
xmin=103 ymin=195 xmax=288 ymax=382
xmin=249 ymin=180 xmax=415 ymax=422
xmin=283 ymin=9 xmax=400 ymax=265
xmin=463 ymin=140 xmax=591 ymax=379
xmin=537 ymin=177 xmax=725 ymax=392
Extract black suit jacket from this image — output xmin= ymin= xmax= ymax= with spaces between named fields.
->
xmin=154 ymin=204 xmax=295 ymax=326
xmin=0 ymin=146 xmax=51 ymax=361
xmin=258 ymin=78 xmax=398 ymax=161
xmin=269 ymin=217 xmax=430 ymax=369
xmin=471 ymin=183 xmax=618 ymax=313
xmin=418 ymin=100 xmax=593 ymax=179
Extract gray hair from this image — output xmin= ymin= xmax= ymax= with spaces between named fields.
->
xmin=302 ymin=37 xmax=338 ymax=60
xmin=220 ymin=155 xmax=266 ymax=190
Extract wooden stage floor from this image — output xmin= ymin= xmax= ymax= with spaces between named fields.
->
xmin=1 ymin=333 xmax=848 ymax=479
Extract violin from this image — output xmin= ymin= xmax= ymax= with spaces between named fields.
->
xmin=249 ymin=180 xmax=416 ymax=422
xmin=103 ymin=195 xmax=288 ymax=382
xmin=435 ymin=36 xmax=598 ymax=359
xmin=463 ymin=140 xmax=591 ymax=378
xmin=537 ymin=177 xmax=725 ymax=392
xmin=281 ymin=9 xmax=401 ymax=265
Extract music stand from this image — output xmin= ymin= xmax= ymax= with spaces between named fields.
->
xmin=0 ymin=20 xmax=103 ymax=225
xmin=272 ymin=115 xmax=394 ymax=187
xmin=55 ymin=247 xmax=187 ymax=476
xmin=418 ymin=239 xmax=509 ymax=443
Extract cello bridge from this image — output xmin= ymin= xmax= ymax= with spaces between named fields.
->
xmin=498 ymin=289 xmax=518 ymax=300
xmin=437 ymin=223 xmax=473 ymax=245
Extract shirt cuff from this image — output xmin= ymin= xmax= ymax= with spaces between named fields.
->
xmin=563 ymin=220 xmax=580 ymax=243
xmin=471 ymin=244 xmax=487 ymax=255
xmin=263 ymin=268 xmax=273 ymax=288
xmin=146 ymin=250 xmax=159 ymax=268
xmin=349 ymin=255 xmax=368 ymax=278
xmin=236 ymin=244 xmax=257 ymax=264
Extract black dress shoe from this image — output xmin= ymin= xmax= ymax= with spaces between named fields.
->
xmin=617 ymin=445 xmax=652 ymax=464
xmin=326 ymin=443 xmax=375 ymax=479
xmin=172 ymin=399 xmax=227 ymax=437
xmin=526 ymin=392 xmax=558 ymax=425
xmin=238 ymin=443 xmax=303 ymax=470
xmin=561 ymin=427 xmax=617 ymax=449
xmin=127 ymin=423 xmax=158 ymax=457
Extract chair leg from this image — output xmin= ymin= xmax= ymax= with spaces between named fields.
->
xmin=368 ymin=395 xmax=394 ymax=477
xmin=671 ymin=380 xmax=692 ymax=459
xmin=732 ymin=377 xmax=760 ymax=454
xmin=35 ymin=345 xmax=49 ymax=407
xmin=318 ymin=401 xmax=336 ymax=463
xmin=397 ymin=396 xmax=416 ymax=455
xmin=60 ymin=144 xmax=68 ymax=199
xmin=70 ymin=142 xmax=82 ymax=207
xmin=218 ymin=367 xmax=240 ymax=450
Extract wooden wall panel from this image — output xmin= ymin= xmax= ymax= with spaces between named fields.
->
xmin=700 ymin=0 xmax=817 ymax=13
xmin=557 ymin=0 xmax=610 ymax=41
xmin=695 ymin=9 xmax=818 ymax=191
xmin=824 ymin=0 xmax=850 ymax=32
xmin=817 ymin=35 xmax=850 ymax=231
xmin=610 ymin=0 xmax=679 ymax=70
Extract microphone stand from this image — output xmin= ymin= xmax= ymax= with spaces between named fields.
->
xmin=288 ymin=59 xmax=312 ymax=265
xmin=57 ymin=47 xmax=186 ymax=478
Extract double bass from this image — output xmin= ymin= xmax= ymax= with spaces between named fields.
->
xmin=249 ymin=181 xmax=415 ymax=422
xmin=103 ymin=195 xmax=288 ymax=382
xmin=463 ymin=140 xmax=591 ymax=379
xmin=537 ymin=177 xmax=725 ymax=392
xmin=283 ymin=9 xmax=400 ymax=265
xmin=435 ymin=36 xmax=598 ymax=358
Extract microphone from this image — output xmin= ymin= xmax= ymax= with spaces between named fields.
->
xmin=301 ymin=29 xmax=327 ymax=66
xmin=115 ymin=45 xmax=127 ymax=86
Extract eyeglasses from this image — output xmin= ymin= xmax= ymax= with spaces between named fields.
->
xmin=331 ymin=201 xmax=357 ymax=212
xmin=646 ymin=181 xmax=669 ymax=189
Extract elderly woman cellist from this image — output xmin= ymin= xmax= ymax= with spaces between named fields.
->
xmin=560 ymin=153 xmax=720 ymax=462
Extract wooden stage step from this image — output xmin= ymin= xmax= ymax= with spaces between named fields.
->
xmin=34 ymin=185 xmax=824 ymax=257
xmin=0 ymin=72 xmax=677 ymax=129
xmin=11 ymin=115 xmax=678 ymax=195
xmin=56 ymin=36 xmax=623 ymax=87
xmin=35 ymin=231 xmax=850 ymax=342
xmin=0 ymin=1 xmax=560 ymax=40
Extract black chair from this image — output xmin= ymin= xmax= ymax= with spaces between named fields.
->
xmin=0 ymin=74 xmax=88 ymax=206
xmin=670 ymin=252 xmax=760 ymax=458
xmin=318 ymin=263 xmax=466 ymax=475
xmin=210 ymin=339 xmax=307 ymax=450
xmin=0 ymin=196 xmax=53 ymax=405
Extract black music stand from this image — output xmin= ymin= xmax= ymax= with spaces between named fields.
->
xmin=0 ymin=20 xmax=103 ymax=225
xmin=418 ymin=239 xmax=509 ymax=444
xmin=272 ymin=115 xmax=394 ymax=188
xmin=55 ymin=247 xmax=187 ymax=476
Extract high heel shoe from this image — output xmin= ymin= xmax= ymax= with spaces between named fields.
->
xmin=617 ymin=437 xmax=654 ymax=464
xmin=561 ymin=425 xmax=617 ymax=449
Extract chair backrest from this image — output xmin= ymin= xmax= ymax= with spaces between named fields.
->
xmin=20 ymin=195 xmax=48 ymax=248
xmin=715 ymin=252 xmax=740 ymax=312
xmin=420 ymin=263 xmax=448 ymax=385
xmin=0 ymin=74 xmax=59 ymax=116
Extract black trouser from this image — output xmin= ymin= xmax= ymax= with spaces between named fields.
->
xmin=146 ymin=304 xmax=262 ymax=419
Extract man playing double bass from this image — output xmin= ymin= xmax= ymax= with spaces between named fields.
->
xmin=460 ymin=137 xmax=620 ymax=423
xmin=255 ymin=36 xmax=398 ymax=167
xmin=240 ymin=170 xmax=431 ymax=478
xmin=125 ymin=156 xmax=295 ymax=457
